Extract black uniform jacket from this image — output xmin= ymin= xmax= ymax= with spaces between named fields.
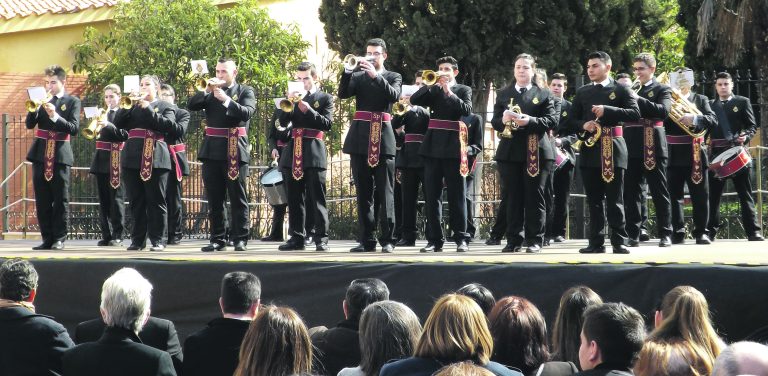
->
xmin=187 ymin=83 xmax=256 ymax=164
xmin=709 ymin=94 xmax=757 ymax=158
xmin=491 ymin=84 xmax=559 ymax=162
xmin=167 ymin=106 xmax=191 ymax=176
xmin=625 ymin=78 xmax=672 ymax=159
xmin=664 ymin=92 xmax=717 ymax=167
xmin=393 ymin=105 xmax=430 ymax=169
xmin=463 ymin=113 xmax=485 ymax=176
xmin=278 ymin=89 xmax=334 ymax=171
xmin=339 ymin=69 xmax=402 ymax=157
xmin=113 ymin=100 xmax=176 ymax=170
xmin=25 ymin=94 xmax=81 ymax=166
xmin=267 ymin=108 xmax=293 ymax=153
xmin=410 ymin=83 xmax=473 ymax=159
xmin=556 ymin=99 xmax=577 ymax=162
xmin=90 ymin=109 xmax=125 ymax=174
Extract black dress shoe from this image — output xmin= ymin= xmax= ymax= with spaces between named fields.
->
xmin=32 ymin=243 xmax=51 ymax=250
xmin=279 ymin=239 xmax=305 ymax=251
xmin=382 ymin=244 xmax=394 ymax=253
xmin=659 ymin=236 xmax=672 ymax=247
xmin=420 ymin=242 xmax=443 ymax=253
xmin=127 ymin=244 xmax=146 ymax=251
xmin=234 ymin=241 xmax=248 ymax=252
xmin=166 ymin=239 xmax=181 ymax=246
xmin=201 ymin=242 xmax=225 ymax=252
xmin=395 ymin=239 xmax=415 ymax=247
xmin=485 ymin=237 xmax=502 ymax=246
xmin=456 ymin=240 xmax=468 ymax=253
xmin=49 ymin=241 xmax=64 ymax=250
xmin=97 ymin=239 xmax=110 ymax=246
xmin=579 ymin=245 xmax=606 ymax=254
xmin=627 ymin=238 xmax=640 ymax=247
xmin=526 ymin=244 xmax=542 ymax=253
xmin=542 ymin=238 xmax=551 ymax=247
xmin=707 ymin=230 xmax=717 ymax=242
xmin=108 ymin=239 xmax=123 ymax=247
xmin=149 ymin=243 xmax=165 ymax=252
xmin=749 ymin=233 xmax=765 ymax=241
xmin=316 ymin=241 xmax=329 ymax=252
xmin=304 ymin=236 xmax=314 ymax=247
xmin=553 ymin=236 xmax=566 ymax=243
xmin=350 ymin=244 xmax=375 ymax=252
xmin=501 ymin=244 xmax=522 ymax=253
xmin=226 ymin=239 xmax=235 ymax=247
xmin=671 ymin=234 xmax=685 ymax=245
xmin=612 ymin=245 xmax=630 ymax=254
xmin=260 ymin=234 xmax=284 ymax=242
xmin=695 ymin=234 xmax=711 ymax=245
xmin=639 ymin=230 xmax=650 ymax=242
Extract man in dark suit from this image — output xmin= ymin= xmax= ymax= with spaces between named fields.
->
xmin=464 ymin=113 xmax=484 ymax=242
xmin=575 ymin=303 xmax=645 ymax=376
xmin=63 ymin=268 xmax=176 ymax=376
xmin=623 ymin=53 xmax=673 ymax=247
xmin=159 ymin=84 xmax=190 ymax=245
xmin=183 ymin=272 xmax=260 ymax=376
xmin=25 ymin=65 xmax=80 ymax=250
xmin=547 ymin=73 xmax=575 ymax=244
xmin=188 ymin=57 xmax=256 ymax=252
xmin=0 ymin=259 xmax=74 ymax=375
xmin=277 ymin=62 xmax=334 ymax=251
xmin=411 ymin=56 xmax=473 ymax=252
xmin=90 ymin=84 xmax=125 ymax=247
xmin=707 ymin=72 xmax=764 ymax=242
xmin=568 ymin=51 xmax=640 ymax=254
xmin=491 ymin=53 xmax=559 ymax=253
xmin=339 ymin=38 xmax=402 ymax=253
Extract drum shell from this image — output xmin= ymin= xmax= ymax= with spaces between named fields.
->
xmin=710 ymin=146 xmax=751 ymax=179
xmin=260 ymin=167 xmax=288 ymax=206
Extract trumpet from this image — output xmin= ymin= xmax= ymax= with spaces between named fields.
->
xmin=421 ymin=70 xmax=451 ymax=86
xmin=498 ymin=98 xmax=522 ymax=139
xmin=630 ymin=77 xmax=642 ymax=93
xmin=343 ymin=54 xmax=375 ymax=71
xmin=577 ymin=120 xmax=602 ymax=148
xmin=279 ymin=92 xmax=306 ymax=113
xmin=119 ymin=93 xmax=144 ymax=109
xmin=392 ymin=99 xmax=411 ymax=116
xmin=82 ymin=109 xmax=107 ymax=140
xmin=25 ymin=91 xmax=53 ymax=113
xmin=195 ymin=77 xmax=225 ymax=92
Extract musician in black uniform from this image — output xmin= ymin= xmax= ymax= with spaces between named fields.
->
xmin=112 ymin=75 xmax=177 ymax=251
xmin=410 ymin=56 xmax=473 ymax=252
xmin=707 ymin=72 xmax=764 ymax=241
xmin=491 ymin=54 xmax=558 ymax=253
xmin=89 ymin=84 xmax=125 ymax=247
xmin=25 ymin=65 xmax=80 ymax=250
xmin=569 ymin=51 xmax=640 ymax=254
xmin=463 ymin=113 xmax=484 ymax=241
xmin=339 ymin=38 xmax=402 ymax=253
xmin=188 ymin=58 xmax=256 ymax=252
xmin=664 ymin=71 xmax=716 ymax=245
xmin=546 ymin=73 xmax=575 ymax=243
xmin=159 ymin=84 xmax=190 ymax=245
xmin=277 ymin=62 xmax=334 ymax=252
xmin=264 ymin=107 xmax=291 ymax=242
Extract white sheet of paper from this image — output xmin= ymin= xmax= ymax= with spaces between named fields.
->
xmin=287 ymin=81 xmax=304 ymax=96
xmin=191 ymin=60 xmax=209 ymax=74
xmin=400 ymin=85 xmax=418 ymax=98
xmin=670 ymin=69 xmax=695 ymax=89
xmin=273 ymin=98 xmax=283 ymax=109
xmin=123 ymin=75 xmax=140 ymax=93
xmin=83 ymin=106 xmax=101 ymax=118
xmin=27 ymin=87 xmax=47 ymax=101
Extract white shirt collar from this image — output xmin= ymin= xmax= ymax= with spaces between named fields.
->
xmin=594 ymin=77 xmax=611 ymax=86
xmin=515 ymin=83 xmax=533 ymax=92
xmin=643 ymin=77 xmax=654 ymax=87
xmin=720 ymin=95 xmax=733 ymax=102
xmin=308 ymin=84 xmax=317 ymax=95
xmin=54 ymin=89 xmax=65 ymax=98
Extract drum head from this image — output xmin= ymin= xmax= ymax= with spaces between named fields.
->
xmin=710 ymin=146 xmax=741 ymax=166
xmin=260 ymin=167 xmax=283 ymax=186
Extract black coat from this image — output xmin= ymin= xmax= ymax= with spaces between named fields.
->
xmin=664 ymin=92 xmax=717 ymax=167
xmin=393 ymin=106 xmax=430 ymax=169
xmin=556 ymin=99 xmax=577 ymax=162
xmin=0 ymin=306 xmax=75 ymax=376
xmin=464 ymin=113 xmax=485 ymax=177
xmin=491 ymin=85 xmax=559 ymax=162
xmin=410 ymin=83 xmax=473 ymax=159
xmin=90 ymin=108 xmax=125 ymax=174
xmin=182 ymin=317 xmax=250 ymax=376
xmin=25 ymin=94 xmax=81 ymax=166
xmin=310 ymin=319 xmax=360 ymax=376
xmin=709 ymin=94 xmax=757 ymax=158
xmin=113 ymin=100 xmax=177 ymax=170
xmin=379 ymin=357 xmax=523 ymax=376
xmin=63 ymin=326 xmax=176 ymax=376
xmin=573 ymin=363 xmax=632 ymax=376
xmin=167 ymin=106 xmax=191 ymax=176
xmin=278 ymin=90 xmax=334 ymax=171
xmin=625 ymin=79 xmax=672 ymax=159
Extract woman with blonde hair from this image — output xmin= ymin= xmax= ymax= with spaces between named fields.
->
xmin=234 ymin=305 xmax=312 ymax=376
xmin=549 ymin=286 xmax=603 ymax=367
xmin=634 ymin=338 xmax=711 ymax=376
xmin=380 ymin=294 xmax=521 ymax=376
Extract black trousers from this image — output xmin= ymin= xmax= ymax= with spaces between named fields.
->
xmin=95 ymin=173 xmax=125 ymax=241
xmin=283 ymin=168 xmax=328 ymax=243
xmin=166 ymin=173 xmax=184 ymax=242
xmin=581 ymin=167 xmax=628 ymax=247
xmin=489 ymin=167 xmax=509 ymax=239
xmin=268 ymin=204 xmax=286 ymax=238
xmin=708 ymin=167 xmax=761 ymax=237
xmin=624 ymin=157 xmax=672 ymax=239
xmin=32 ymin=162 xmax=70 ymax=244
xmin=400 ymin=168 xmax=425 ymax=242
xmin=547 ymin=162 xmax=574 ymax=238
xmin=351 ymin=154 xmax=395 ymax=248
xmin=499 ymin=160 xmax=553 ymax=247
xmin=423 ymin=157 xmax=467 ymax=245
xmin=202 ymin=161 xmax=250 ymax=244
xmin=669 ymin=165 xmax=709 ymax=237
xmin=466 ymin=173 xmax=477 ymax=239
xmin=394 ymin=176 xmax=403 ymax=239
xmin=123 ymin=167 xmax=168 ymax=246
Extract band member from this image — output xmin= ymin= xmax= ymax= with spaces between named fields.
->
xmin=25 ymin=65 xmax=80 ymax=250
xmin=463 ymin=113 xmax=484 ymax=241
xmin=491 ymin=53 xmax=558 ymax=253
xmin=664 ymin=70 xmax=716 ymax=245
xmin=188 ymin=58 xmax=256 ymax=252
xmin=112 ymin=75 xmax=177 ymax=251
xmin=159 ymin=84 xmax=190 ymax=245
xmin=410 ymin=56 xmax=473 ymax=252
xmin=277 ymin=62 xmax=334 ymax=252
xmin=618 ymin=73 xmax=650 ymax=242
xmin=624 ymin=53 xmax=673 ymax=247
xmin=339 ymin=38 xmax=402 ymax=253
xmin=89 ymin=84 xmax=125 ymax=247
xmin=569 ymin=51 xmax=640 ymax=254
xmin=264 ymin=107 xmax=290 ymax=242
xmin=707 ymin=72 xmax=764 ymax=241
xmin=546 ymin=73 xmax=575 ymax=244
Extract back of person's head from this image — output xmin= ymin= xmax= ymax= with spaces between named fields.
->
xmin=653 ymin=286 xmax=723 ymax=362
xmin=359 ymin=300 xmax=422 ymax=376
xmin=551 ymin=286 xmax=603 ymax=365
xmin=634 ymin=338 xmax=713 ymax=376
xmin=99 ymin=268 xmax=153 ymax=333
xmin=415 ymin=294 xmax=493 ymax=365
xmin=488 ymin=296 xmax=550 ymax=373
xmin=0 ymin=258 xmax=38 ymax=302
xmin=581 ymin=302 xmax=645 ymax=369
xmin=220 ymin=271 xmax=261 ymax=315
xmin=712 ymin=341 xmax=768 ymax=376
xmin=434 ymin=361 xmax=495 ymax=376
xmin=235 ymin=305 xmax=312 ymax=376
xmin=344 ymin=278 xmax=389 ymax=322
xmin=456 ymin=283 xmax=496 ymax=316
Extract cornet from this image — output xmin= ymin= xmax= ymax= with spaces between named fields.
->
xmin=343 ymin=54 xmax=375 ymax=71
xmin=195 ymin=77 xmax=225 ymax=92
xmin=82 ymin=108 xmax=107 ymax=140
xmin=279 ymin=92 xmax=306 ymax=113
xmin=498 ymin=98 xmax=522 ymax=139
xmin=421 ymin=70 xmax=451 ymax=86
xmin=392 ymin=99 xmax=411 ymax=116
xmin=25 ymin=91 xmax=52 ymax=113
xmin=119 ymin=93 xmax=144 ymax=109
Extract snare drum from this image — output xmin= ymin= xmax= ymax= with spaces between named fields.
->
xmin=260 ymin=167 xmax=288 ymax=205
xmin=554 ymin=147 xmax=571 ymax=171
xmin=709 ymin=146 xmax=751 ymax=179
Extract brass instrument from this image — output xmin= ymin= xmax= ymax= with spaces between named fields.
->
xmin=25 ymin=91 xmax=52 ymax=112
xmin=119 ymin=93 xmax=144 ymax=109
xmin=630 ymin=77 xmax=642 ymax=93
xmin=279 ymin=92 xmax=306 ymax=113
xmin=498 ymin=98 xmax=522 ymax=139
xmin=82 ymin=109 xmax=107 ymax=140
xmin=421 ymin=70 xmax=451 ymax=86
xmin=274 ymin=116 xmax=292 ymax=132
xmin=195 ymin=77 xmax=225 ymax=92
xmin=657 ymin=72 xmax=706 ymax=138
xmin=577 ymin=120 xmax=602 ymax=148
xmin=343 ymin=54 xmax=375 ymax=71
xmin=392 ymin=99 xmax=410 ymax=116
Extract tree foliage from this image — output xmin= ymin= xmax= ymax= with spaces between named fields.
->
xmin=625 ymin=0 xmax=688 ymax=72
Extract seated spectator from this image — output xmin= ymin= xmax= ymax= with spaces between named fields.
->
xmin=184 ymin=271 xmax=261 ymax=376
xmin=234 ymin=305 xmax=312 ymax=376
xmin=434 ymin=361 xmax=495 ymax=376
xmin=712 ymin=341 xmax=768 ymax=376
xmin=338 ymin=300 xmax=422 ymax=376
xmin=0 ymin=258 xmax=74 ymax=375
xmin=550 ymin=286 xmax=603 ymax=368
xmin=488 ymin=296 xmax=550 ymax=375
xmin=63 ymin=268 xmax=176 ymax=375
xmin=379 ymin=294 xmax=522 ymax=376
xmin=634 ymin=338 xmax=711 ymax=376
xmin=311 ymin=278 xmax=390 ymax=375
xmin=575 ymin=303 xmax=645 ymax=376
xmin=456 ymin=283 xmax=496 ymax=316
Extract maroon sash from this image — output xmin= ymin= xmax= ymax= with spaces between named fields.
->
xmin=600 ymin=126 xmax=624 ymax=183
xmin=128 ymin=129 xmax=164 ymax=182
xmin=404 ymin=134 xmax=424 ymax=143
xmin=428 ymin=119 xmax=469 ymax=177
xmin=353 ymin=111 xmax=392 ymax=168
xmin=205 ymin=127 xmax=247 ymax=180
xmin=96 ymin=141 xmax=125 ymax=188
xmin=168 ymin=144 xmax=186 ymax=182
xmin=35 ymin=129 xmax=70 ymax=182
xmin=667 ymin=135 xmax=705 ymax=184
xmin=527 ymin=134 xmax=539 ymax=177
xmin=625 ymin=119 xmax=663 ymax=170
xmin=291 ymin=128 xmax=325 ymax=180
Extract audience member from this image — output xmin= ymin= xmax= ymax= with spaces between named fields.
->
xmin=311 ymin=278 xmax=390 ymax=376
xmin=339 ymin=300 xmax=422 ymax=376
xmin=634 ymin=338 xmax=711 ymax=376
xmin=63 ymin=268 xmax=176 ymax=375
xmin=234 ymin=305 xmax=312 ymax=376
xmin=575 ymin=303 xmax=645 ymax=375
xmin=0 ymin=258 xmax=74 ymax=375
xmin=489 ymin=296 xmax=550 ymax=375
xmin=184 ymin=271 xmax=261 ymax=376
xmin=457 ymin=283 xmax=496 ymax=316
xmin=380 ymin=294 xmax=522 ymax=376
xmin=550 ymin=286 xmax=603 ymax=368
xmin=712 ymin=341 xmax=768 ymax=376
xmin=434 ymin=361 xmax=496 ymax=376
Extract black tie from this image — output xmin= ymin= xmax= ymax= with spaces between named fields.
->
xmin=721 ymin=100 xmax=727 ymax=106
xmin=519 ymin=88 xmax=527 ymax=94
xmin=108 ymin=109 xmax=115 ymax=123
xmin=594 ymin=84 xmax=603 ymax=89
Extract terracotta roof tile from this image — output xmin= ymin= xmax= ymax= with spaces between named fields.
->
xmin=0 ymin=0 xmax=119 ymax=20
